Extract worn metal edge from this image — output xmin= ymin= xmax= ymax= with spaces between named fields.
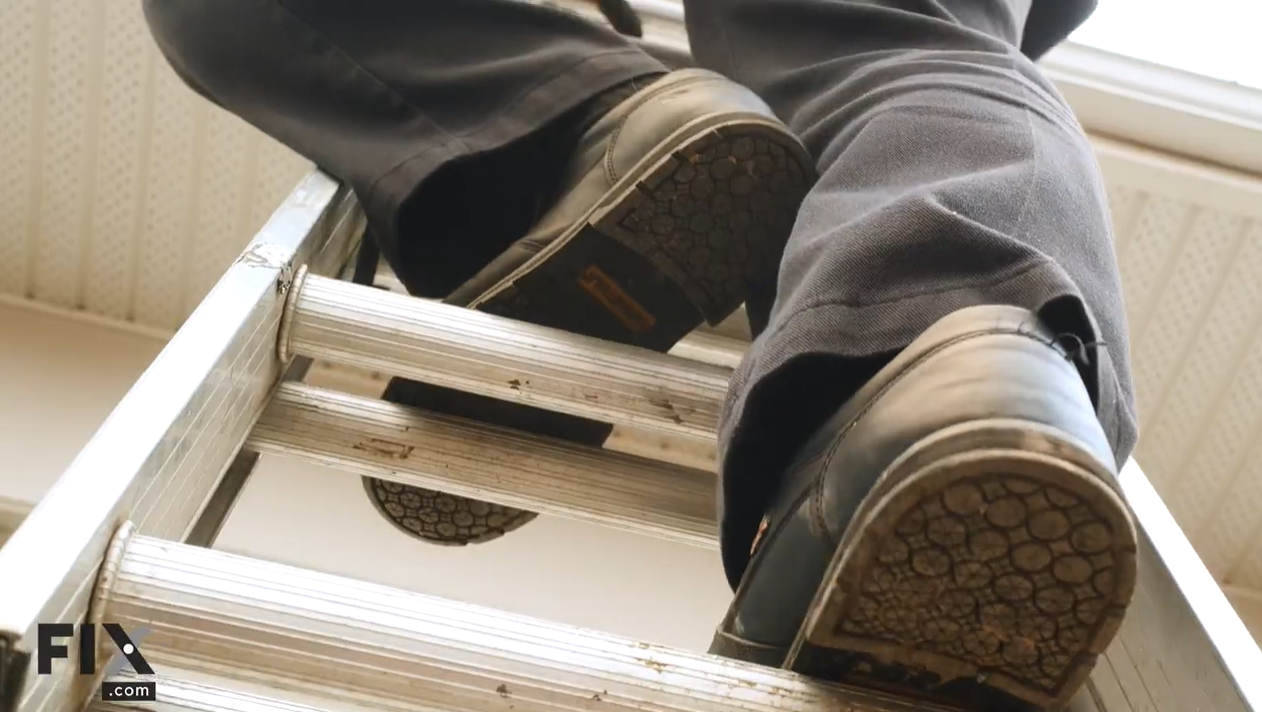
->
xmin=0 ymin=171 xmax=363 ymax=712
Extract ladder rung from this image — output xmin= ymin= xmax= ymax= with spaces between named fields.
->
xmin=283 ymin=274 xmax=729 ymax=442
xmin=369 ymin=268 xmax=748 ymax=369
xmin=375 ymin=270 xmax=754 ymax=347
xmin=248 ymin=383 xmax=718 ymax=547
xmin=108 ymin=535 xmax=929 ymax=712
xmin=668 ymin=331 xmax=746 ymax=370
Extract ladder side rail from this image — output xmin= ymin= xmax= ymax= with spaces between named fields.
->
xmin=184 ymin=355 xmax=319 ymax=549
xmin=0 ymin=171 xmax=363 ymax=712
xmin=1106 ymin=462 xmax=1262 ymax=711
xmin=186 ymin=243 xmax=403 ymax=549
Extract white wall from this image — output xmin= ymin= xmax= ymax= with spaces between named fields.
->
xmin=0 ymin=300 xmax=733 ymax=652
xmin=0 ymin=303 xmax=164 ymax=503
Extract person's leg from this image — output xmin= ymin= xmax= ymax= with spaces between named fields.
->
xmin=142 ymin=0 xmax=668 ymax=294
xmin=685 ymin=0 xmax=1139 ymax=707
xmin=140 ymin=0 xmax=662 ymax=543
xmin=142 ymin=0 xmax=814 ymax=544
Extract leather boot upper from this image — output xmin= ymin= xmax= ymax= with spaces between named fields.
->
xmin=716 ymin=305 xmax=1118 ymax=658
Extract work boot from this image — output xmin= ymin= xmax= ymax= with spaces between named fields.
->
xmin=364 ymin=68 xmax=817 ymax=546
xmin=709 ymin=305 xmax=1138 ymax=711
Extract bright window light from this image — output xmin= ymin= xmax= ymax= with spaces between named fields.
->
xmin=1070 ymin=0 xmax=1262 ymax=90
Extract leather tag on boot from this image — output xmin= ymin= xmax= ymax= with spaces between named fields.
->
xmin=578 ymin=264 xmax=656 ymax=334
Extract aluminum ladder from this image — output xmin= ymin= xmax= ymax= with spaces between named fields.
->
xmin=2 ymin=3 xmax=1261 ymax=710
xmin=0 ymin=167 xmax=1260 ymax=712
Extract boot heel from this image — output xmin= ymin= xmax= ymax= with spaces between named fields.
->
xmin=595 ymin=120 xmax=815 ymax=326
xmin=785 ymin=419 xmax=1138 ymax=711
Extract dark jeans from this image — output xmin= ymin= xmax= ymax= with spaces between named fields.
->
xmin=143 ymin=0 xmax=1137 ymax=582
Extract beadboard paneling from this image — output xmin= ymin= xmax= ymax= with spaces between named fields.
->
xmin=0 ymin=0 xmax=311 ymax=332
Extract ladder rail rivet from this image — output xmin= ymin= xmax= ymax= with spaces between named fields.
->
xmin=276 ymin=261 xmax=296 ymax=298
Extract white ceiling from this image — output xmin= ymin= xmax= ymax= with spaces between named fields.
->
xmin=4 ymin=0 xmax=1262 ymax=594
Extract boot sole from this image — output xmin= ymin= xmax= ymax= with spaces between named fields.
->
xmin=363 ymin=477 xmax=539 ymax=546
xmin=467 ymin=115 xmax=815 ymax=351
xmin=363 ymin=115 xmax=815 ymax=545
xmin=784 ymin=419 xmax=1138 ymax=711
